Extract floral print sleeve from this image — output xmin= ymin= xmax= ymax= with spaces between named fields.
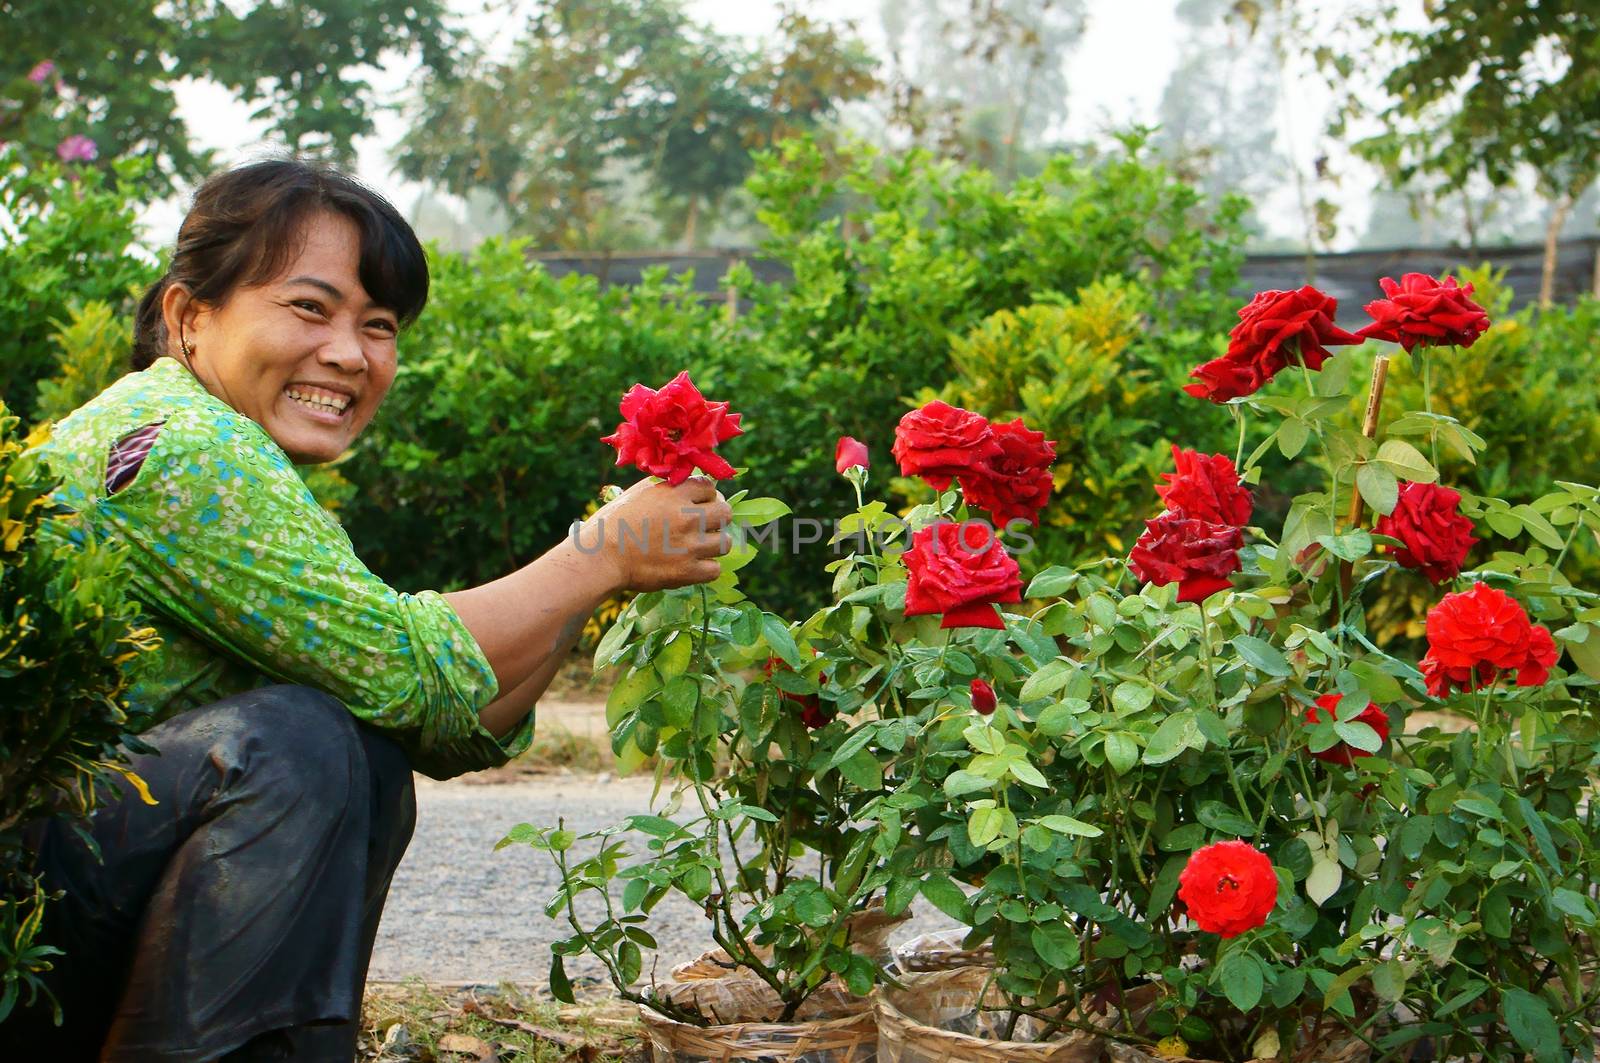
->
xmin=36 ymin=358 xmax=532 ymax=779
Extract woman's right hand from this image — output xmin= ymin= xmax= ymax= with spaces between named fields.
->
xmin=580 ymin=477 xmax=732 ymax=593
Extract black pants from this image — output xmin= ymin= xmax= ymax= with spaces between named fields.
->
xmin=0 ymin=685 xmax=417 ymax=1062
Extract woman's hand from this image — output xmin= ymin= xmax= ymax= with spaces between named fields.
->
xmin=581 ymin=476 xmax=733 ymax=593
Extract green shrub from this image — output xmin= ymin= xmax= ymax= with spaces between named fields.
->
xmin=31 ymin=301 xmax=132 ymax=424
xmin=916 ymin=280 xmax=1177 ymax=571
xmin=0 ymin=406 xmax=157 ymax=1020
xmin=0 ymin=163 xmax=156 ymax=423
xmin=721 ymin=132 xmax=1249 ymax=608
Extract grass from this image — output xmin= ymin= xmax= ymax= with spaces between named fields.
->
xmin=359 ymin=981 xmax=643 ymax=1062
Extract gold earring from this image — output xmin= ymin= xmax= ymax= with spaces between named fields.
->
xmin=180 ymin=337 xmax=193 ymax=359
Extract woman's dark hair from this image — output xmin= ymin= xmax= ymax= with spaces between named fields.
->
xmin=132 ymin=158 xmax=429 ymax=370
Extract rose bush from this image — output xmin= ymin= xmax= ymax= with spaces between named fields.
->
xmin=518 ymin=262 xmax=1600 ymax=1059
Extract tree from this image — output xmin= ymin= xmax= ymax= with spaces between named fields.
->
xmin=1152 ymin=0 xmax=1287 ymax=236
xmin=1 ymin=0 xmax=457 ymax=191
xmin=1327 ymin=1 xmax=1600 ymax=302
xmin=877 ymin=0 xmax=1085 ymax=179
xmin=396 ymin=0 xmax=876 ymax=249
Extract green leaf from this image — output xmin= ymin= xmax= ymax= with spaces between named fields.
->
xmin=1020 ymin=658 xmax=1077 ymax=702
xmin=1503 ymin=988 xmax=1562 ymax=1063
xmin=1233 ymin=635 xmax=1292 ymax=677
xmin=1376 ymin=439 xmax=1438 ymax=483
xmin=761 ymin=614 xmax=800 ymax=667
xmin=1453 ymin=796 xmax=1503 ymax=820
xmin=968 ymin=806 xmax=1005 ymax=847
xmin=1031 ymin=922 xmax=1080 ymax=968
xmin=1514 ymin=504 xmax=1567 ymax=549
xmin=1104 ymin=731 xmax=1139 ymax=775
xmin=1370 ymin=959 xmax=1406 ymax=1003
xmin=1144 ymin=711 xmax=1200 ymax=765
xmin=1355 ymin=462 xmax=1399 ymax=516
xmin=943 ymin=769 xmax=994 ymax=798
xmin=730 ymin=496 xmax=791 ymax=527
xmin=618 ymin=940 xmax=643 ymax=985
xmin=1307 ymin=857 xmax=1342 ymax=906
xmin=1348 ymin=660 xmax=1405 ymax=703
xmin=1111 ymin=681 xmax=1154 ymax=714
xmin=919 ymin=875 xmax=970 ymax=922
xmin=1317 ymin=529 xmax=1374 ymax=563
xmin=1036 ymin=814 xmax=1103 ymax=838
xmin=1278 ymin=418 xmax=1309 ymax=459
xmin=549 ymin=953 xmax=575 ymax=1004
xmin=1026 ymin=566 xmax=1077 ymax=598
xmin=1566 ymin=623 xmax=1600 ymax=680
xmin=1218 ymin=952 xmax=1264 ymax=1012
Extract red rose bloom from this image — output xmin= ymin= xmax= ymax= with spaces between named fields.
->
xmin=1129 ymin=511 xmax=1244 ymax=603
xmin=835 ymin=435 xmax=870 ymax=474
xmin=1420 ymin=582 xmax=1559 ymax=697
xmin=1353 ymin=273 xmax=1490 ymax=352
xmin=1373 ymin=482 xmax=1476 ymax=584
xmin=1154 ymin=446 xmax=1252 ymax=526
xmin=600 ymin=371 xmax=743 ymax=486
xmin=763 ymin=656 xmax=833 ymax=729
xmin=1304 ymin=694 xmax=1390 ymax=766
xmin=959 ymin=418 xmax=1057 ymax=528
xmin=892 ymin=401 xmax=1001 ymax=491
xmin=1184 ymin=286 xmax=1359 ymax=403
xmin=903 ymin=521 xmax=1023 ymax=630
xmin=1177 ymin=840 xmax=1278 ymax=938
xmin=970 ymin=678 xmax=997 ymax=716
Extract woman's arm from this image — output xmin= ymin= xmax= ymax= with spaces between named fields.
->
xmin=444 ymin=475 xmax=731 ymax=737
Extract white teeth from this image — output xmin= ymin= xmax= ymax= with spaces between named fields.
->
xmin=285 ymin=388 xmax=351 ymax=413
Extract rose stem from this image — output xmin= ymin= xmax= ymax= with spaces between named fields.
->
xmin=1339 ymin=355 xmax=1391 ymax=604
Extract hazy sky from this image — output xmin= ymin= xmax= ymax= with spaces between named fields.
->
xmin=158 ymin=0 xmax=1336 ymax=247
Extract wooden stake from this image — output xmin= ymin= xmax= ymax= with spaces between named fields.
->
xmin=1346 ymin=355 xmax=1391 ymax=528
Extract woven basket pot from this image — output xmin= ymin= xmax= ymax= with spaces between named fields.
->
xmin=873 ymin=967 xmax=1103 ymax=1063
xmin=644 ymin=948 xmax=879 ymax=1062
xmin=639 ymin=996 xmax=877 ymax=1063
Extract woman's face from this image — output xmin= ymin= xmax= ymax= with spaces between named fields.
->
xmin=173 ymin=211 xmax=400 ymax=465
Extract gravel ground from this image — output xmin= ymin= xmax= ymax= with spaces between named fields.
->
xmin=369 ymin=772 xmax=954 ymax=985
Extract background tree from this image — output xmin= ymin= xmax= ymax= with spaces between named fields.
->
xmin=1152 ymin=0 xmax=1286 ymax=236
xmin=1 ymin=0 xmax=457 ymax=191
xmin=396 ymin=0 xmax=875 ymax=249
xmin=877 ymin=0 xmax=1085 ymax=180
xmin=1325 ymin=0 xmax=1600 ymax=302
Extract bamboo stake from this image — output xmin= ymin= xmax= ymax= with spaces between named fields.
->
xmin=1346 ymin=355 xmax=1391 ymax=528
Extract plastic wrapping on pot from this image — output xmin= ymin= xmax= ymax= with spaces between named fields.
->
xmin=890 ymin=927 xmax=995 ymax=974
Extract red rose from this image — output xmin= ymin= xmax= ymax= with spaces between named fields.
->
xmin=1129 ymin=511 xmax=1244 ymax=603
xmin=1177 ymin=840 xmax=1278 ymax=938
xmin=1184 ymin=286 xmax=1359 ymax=403
xmin=600 ymin=371 xmax=743 ymax=486
xmin=970 ymin=678 xmax=997 ymax=716
xmin=1154 ymin=446 xmax=1252 ymax=526
xmin=763 ymin=656 xmax=833 ymax=729
xmin=959 ymin=418 xmax=1057 ymax=528
xmin=1304 ymin=694 xmax=1390 ymax=766
xmin=835 ymin=435 xmax=870 ymax=474
xmin=1353 ymin=273 xmax=1490 ymax=352
xmin=903 ymin=521 xmax=1023 ymax=630
xmin=892 ymin=401 xmax=1001 ymax=491
xmin=1372 ymin=482 xmax=1476 ymax=584
xmin=1420 ymin=582 xmax=1559 ymax=697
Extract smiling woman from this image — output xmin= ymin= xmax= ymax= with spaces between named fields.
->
xmin=1 ymin=159 xmax=733 ymax=1061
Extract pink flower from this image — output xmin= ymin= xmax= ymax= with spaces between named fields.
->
xmin=27 ymin=61 xmax=55 ymax=84
xmin=55 ymin=134 xmax=98 ymax=163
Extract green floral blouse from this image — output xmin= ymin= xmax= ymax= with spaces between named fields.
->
xmin=33 ymin=356 xmax=533 ymax=779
